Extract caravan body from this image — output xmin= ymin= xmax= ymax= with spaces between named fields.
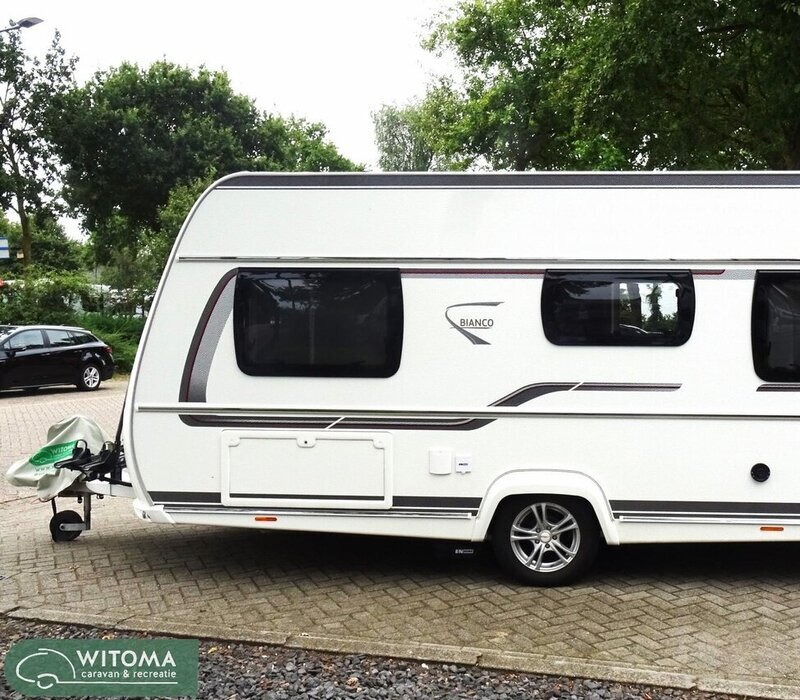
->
xmin=123 ymin=172 xmax=800 ymax=584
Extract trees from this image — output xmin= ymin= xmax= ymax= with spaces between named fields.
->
xmin=556 ymin=0 xmax=800 ymax=169
xmin=48 ymin=61 xmax=359 ymax=263
xmin=421 ymin=0 xmax=577 ymax=170
xmin=0 ymin=43 xmax=360 ymax=324
xmin=0 ymin=30 xmax=75 ymax=265
xmin=372 ymin=103 xmax=435 ymax=171
xmin=276 ymin=118 xmax=361 ymax=172
xmin=49 ymin=62 xmax=260 ymax=238
xmin=423 ymin=0 xmax=800 ymax=170
xmin=0 ymin=214 xmax=84 ymax=277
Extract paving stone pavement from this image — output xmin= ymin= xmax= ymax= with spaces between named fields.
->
xmin=2 ymin=383 xmax=800 ymax=697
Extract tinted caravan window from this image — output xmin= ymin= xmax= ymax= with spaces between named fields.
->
xmin=234 ymin=269 xmax=403 ymax=377
xmin=542 ymin=270 xmax=694 ymax=346
xmin=752 ymin=272 xmax=800 ymax=382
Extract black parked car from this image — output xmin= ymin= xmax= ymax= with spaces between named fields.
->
xmin=0 ymin=325 xmax=115 ymax=392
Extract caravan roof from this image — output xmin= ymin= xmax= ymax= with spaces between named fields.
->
xmin=175 ymin=171 xmax=800 ymax=264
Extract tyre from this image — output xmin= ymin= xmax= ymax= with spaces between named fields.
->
xmin=490 ymin=496 xmax=601 ymax=586
xmin=77 ymin=364 xmax=101 ymax=391
xmin=49 ymin=510 xmax=84 ymax=542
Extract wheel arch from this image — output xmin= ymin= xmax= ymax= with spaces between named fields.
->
xmin=472 ymin=469 xmax=619 ymax=545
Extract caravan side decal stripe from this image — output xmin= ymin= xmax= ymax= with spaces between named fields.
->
xmin=150 ymin=491 xmax=222 ymax=504
xmin=178 ymin=413 xmax=496 ymax=431
xmin=149 ymin=491 xmax=481 ymax=512
xmin=175 ymin=383 xmax=681 ymax=431
xmin=179 ymin=269 xmax=238 ymax=402
xmin=230 ymin=492 xmax=383 ymax=501
xmin=611 ymin=499 xmax=800 ymax=518
xmin=393 ymin=496 xmax=482 ymax=509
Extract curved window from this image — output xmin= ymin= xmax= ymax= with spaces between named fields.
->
xmin=542 ymin=270 xmax=695 ymax=346
xmin=234 ymin=268 xmax=403 ymax=377
xmin=752 ymin=271 xmax=800 ymax=382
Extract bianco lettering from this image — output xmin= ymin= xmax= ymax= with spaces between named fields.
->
xmin=459 ymin=319 xmax=494 ymax=328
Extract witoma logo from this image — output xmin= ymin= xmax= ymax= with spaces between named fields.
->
xmin=4 ymin=639 xmax=198 ymax=697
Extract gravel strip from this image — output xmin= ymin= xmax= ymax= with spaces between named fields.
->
xmin=0 ymin=616 xmax=743 ymax=700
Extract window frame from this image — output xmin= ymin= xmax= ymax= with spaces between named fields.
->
xmin=541 ymin=269 xmax=695 ymax=347
xmin=233 ymin=267 xmax=404 ymax=378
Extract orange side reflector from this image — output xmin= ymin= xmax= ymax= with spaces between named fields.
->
xmin=255 ymin=516 xmax=277 ymax=522
xmin=760 ymin=526 xmax=784 ymax=532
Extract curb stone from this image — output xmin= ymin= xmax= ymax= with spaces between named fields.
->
xmin=285 ymin=635 xmax=481 ymax=666
xmin=123 ymin=618 xmax=290 ymax=647
xmin=477 ymin=649 xmax=696 ymax=688
xmin=6 ymin=606 xmax=799 ymax=700
xmin=696 ymin=677 xmax=800 ymax=700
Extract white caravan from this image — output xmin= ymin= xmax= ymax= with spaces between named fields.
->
xmin=47 ymin=172 xmax=800 ymax=585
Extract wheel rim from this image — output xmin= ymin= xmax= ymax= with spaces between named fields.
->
xmin=509 ymin=502 xmax=581 ymax=573
xmin=83 ymin=366 xmax=100 ymax=388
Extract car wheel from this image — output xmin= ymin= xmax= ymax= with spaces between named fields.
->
xmin=491 ymin=496 xmax=601 ymax=586
xmin=77 ymin=364 xmax=102 ymax=391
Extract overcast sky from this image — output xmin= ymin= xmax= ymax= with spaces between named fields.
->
xmin=5 ymin=0 xmax=453 ymax=169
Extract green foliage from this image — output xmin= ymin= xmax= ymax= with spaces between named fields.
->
xmin=0 ymin=267 xmax=145 ymax=371
xmin=49 ymin=62 xmax=259 ymax=234
xmin=0 ymin=30 xmax=76 ymax=264
xmin=275 ymin=118 xmax=362 ymax=172
xmin=372 ymin=103 xmax=435 ymax=171
xmin=97 ymin=246 xmax=153 ymax=316
xmin=85 ymin=172 xmax=216 ymax=314
xmin=75 ymin=312 xmax=145 ymax=372
xmin=75 ymin=312 xmax=146 ymax=338
xmin=48 ymin=61 xmax=360 ymax=263
xmin=424 ymin=0 xmax=800 ymax=169
xmin=0 ymin=213 xmax=85 ymax=277
xmin=94 ymin=331 xmax=138 ymax=373
xmin=0 ymin=269 xmax=89 ymax=325
xmin=423 ymin=0 xmax=576 ymax=170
